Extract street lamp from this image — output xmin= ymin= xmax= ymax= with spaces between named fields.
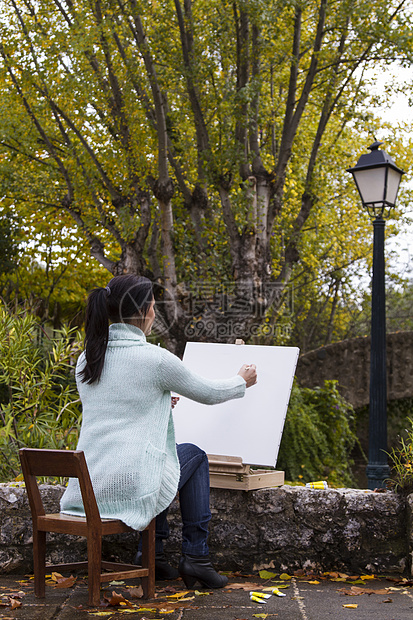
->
xmin=347 ymin=141 xmax=404 ymax=490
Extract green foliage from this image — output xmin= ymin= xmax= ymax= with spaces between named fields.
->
xmin=387 ymin=417 xmax=413 ymax=494
xmin=277 ymin=380 xmax=356 ymax=487
xmin=0 ymin=303 xmax=82 ymax=481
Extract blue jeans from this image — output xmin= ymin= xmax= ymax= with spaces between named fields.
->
xmin=155 ymin=443 xmax=211 ymax=556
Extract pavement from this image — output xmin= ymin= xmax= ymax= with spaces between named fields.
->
xmin=1 ymin=570 xmax=413 ymax=620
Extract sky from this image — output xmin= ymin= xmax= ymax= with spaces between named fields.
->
xmin=368 ymin=64 xmax=413 ymax=281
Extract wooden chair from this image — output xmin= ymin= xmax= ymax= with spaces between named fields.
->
xmin=19 ymin=448 xmax=155 ymax=606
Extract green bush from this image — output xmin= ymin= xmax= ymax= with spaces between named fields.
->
xmin=387 ymin=417 xmax=413 ymax=494
xmin=277 ymin=380 xmax=356 ymax=487
xmin=0 ymin=303 xmax=82 ymax=480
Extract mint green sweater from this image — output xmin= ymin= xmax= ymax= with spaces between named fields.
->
xmin=60 ymin=323 xmax=246 ymax=530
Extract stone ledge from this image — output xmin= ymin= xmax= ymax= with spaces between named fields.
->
xmin=0 ymin=483 xmax=410 ymax=575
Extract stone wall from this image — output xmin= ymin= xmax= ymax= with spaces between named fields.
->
xmin=296 ymin=331 xmax=413 ymax=409
xmin=1 ymin=483 xmax=410 ymax=576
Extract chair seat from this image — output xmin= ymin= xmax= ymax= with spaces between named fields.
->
xmin=38 ymin=513 xmax=133 ymax=536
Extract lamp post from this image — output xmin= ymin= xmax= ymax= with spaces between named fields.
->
xmin=347 ymin=141 xmax=404 ymax=490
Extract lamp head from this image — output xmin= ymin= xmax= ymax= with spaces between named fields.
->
xmin=347 ymin=142 xmax=404 ymax=219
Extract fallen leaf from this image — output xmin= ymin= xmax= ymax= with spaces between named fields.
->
xmin=128 ymin=586 xmax=143 ymax=599
xmin=224 ymin=582 xmax=261 ymax=591
xmin=194 ymin=590 xmax=211 ymax=596
xmin=306 ymin=580 xmax=320 ymax=585
xmin=279 ymin=573 xmax=292 ymax=580
xmin=6 ymin=592 xmax=25 ymax=599
xmin=259 ymin=570 xmax=278 ymax=580
xmin=338 ymin=586 xmax=389 ymax=596
xmin=53 ymin=575 xmax=77 ymax=588
xmin=166 ymin=591 xmax=190 ymax=599
xmin=143 ymin=601 xmax=194 ymax=611
xmin=156 ymin=586 xmax=179 ymax=594
xmin=46 ymin=572 xmax=76 ymax=588
xmin=395 ymin=579 xmax=413 ymax=586
xmin=108 ymin=581 xmax=125 ymax=586
xmin=118 ymin=611 xmax=155 ymax=615
xmin=360 ymin=575 xmax=375 ymax=580
xmin=88 ymin=613 xmax=114 ymax=617
xmin=381 ymin=598 xmax=393 ymax=603
xmin=104 ymin=591 xmax=133 ymax=607
xmin=10 ymin=599 xmax=22 ymax=609
xmin=343 ymin=604 xmax=358 ymax=608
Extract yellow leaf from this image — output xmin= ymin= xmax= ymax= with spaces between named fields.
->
xmin=360 ymin=575 xmax=375 ymax=580
xmin=343 ymin=604 xmax=358 ymax=609
xmin=259 ymin=570 xmax=278 ymax=579
xmin=166 ymin=591 xmax=190 ymax=599
xmin=279 ymin=573 xmax=292 ymax=580
xmin=88 ymin=613 xmax=113 ymax=617
xmin=306 ymin=580 xmax=320 ymax=585
xmin=194 ymin=590 xmax=211 ymax=596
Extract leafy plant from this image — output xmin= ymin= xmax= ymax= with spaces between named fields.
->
xmin=0 ymin=303 xmax=82 ymax=481
xmin=277 ymin=380 xmax=356 ymax=487
xmin=387 ymin=417 xmax=413 ymax=494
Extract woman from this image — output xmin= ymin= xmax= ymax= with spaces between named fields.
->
xmin=60 ymin=274 xmax=257 ymax=588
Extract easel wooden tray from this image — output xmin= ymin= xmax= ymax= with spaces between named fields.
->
xmin=207 ymin=454 xmax=284 ymax=490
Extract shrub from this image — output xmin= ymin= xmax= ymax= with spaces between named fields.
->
xmin=277 ymin=380 xmax=356 ymax=487
xmin=387 ymin=417 xmax=413 ymax=494
xmin=0 ymin=303 xmax=82 ymax=480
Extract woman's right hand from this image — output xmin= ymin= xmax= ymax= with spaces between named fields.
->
xmin=238 ymin=364 xmax=257 ymax=388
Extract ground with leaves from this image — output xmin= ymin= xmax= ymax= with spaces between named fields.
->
xmin=1 ymin=569 xmax=413 ymax=619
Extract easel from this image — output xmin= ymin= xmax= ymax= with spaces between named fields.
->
xmin=206 ymin=339 xmax=285 ymax=491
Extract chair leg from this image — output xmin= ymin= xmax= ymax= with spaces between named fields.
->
xmin=33 ymin=528 xmax=46 ymax=598
xmin=87 ymin=532 xmax=102 ymax=606
xmin=140 ymin=519 xmax=155 ymax=599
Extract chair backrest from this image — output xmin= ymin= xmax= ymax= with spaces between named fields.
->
xmin=19 ymin=448 xmax=101 ymax=528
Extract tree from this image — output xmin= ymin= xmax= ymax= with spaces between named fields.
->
xmin=0 ymin=0 xmax=412 ymax=353
xmin=0 ymin=211 xmax=19 ymax=279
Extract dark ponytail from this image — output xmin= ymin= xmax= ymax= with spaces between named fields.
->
xmin=79 ymin=275 xmax=153 ymax=385
xmin=79 ymin=288 xmax=110 ymax=384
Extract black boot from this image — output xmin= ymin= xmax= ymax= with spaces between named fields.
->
xmin=134 ymin=551 xmax=179 ymax=580
xmin=178 ymin=554 xmax=228 ymax=589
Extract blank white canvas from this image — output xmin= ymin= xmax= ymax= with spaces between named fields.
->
xmin=173 ymin=342 xmax=299 ymax=467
